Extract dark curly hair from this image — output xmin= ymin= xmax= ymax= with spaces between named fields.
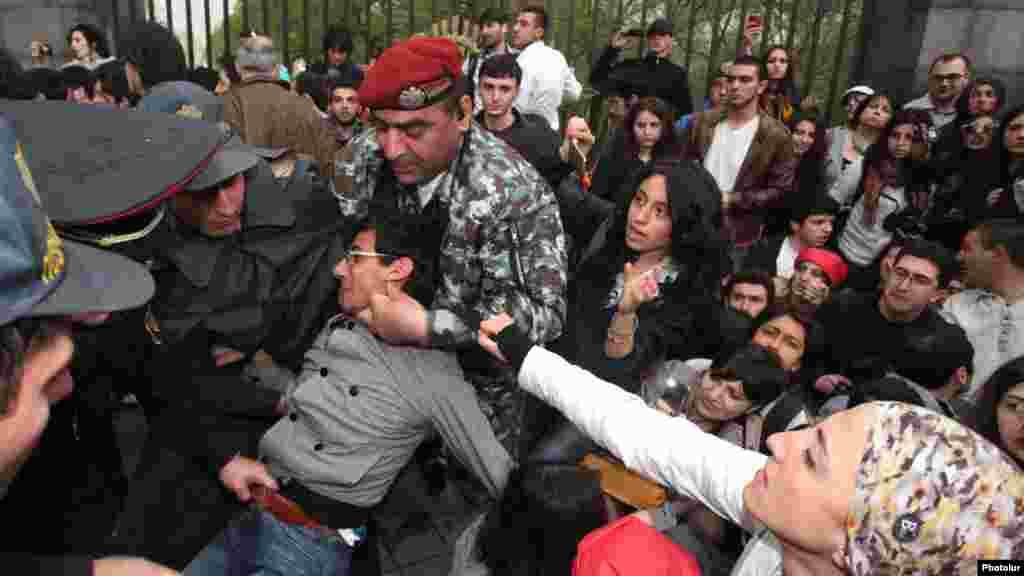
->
xmin=67 ymin=23 xmax=111 ymax=59
xmin=117 ymin=21 xmax=188 ymax=88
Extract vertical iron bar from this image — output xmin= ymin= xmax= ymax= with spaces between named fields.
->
xmin=761 ymin=0 xmax=776 ymax=47
xmin=826 ymin=0 xmax=854 ymax=123
xmin=432 ymin=0 xmax=439 ymax=23
xmin=111 ymin=0 xmax=121 ymax=56
xmin=262 ymin=0 xmax=270 ymax=37
xmin=386 ymin=0 xmax=394 ymax=47
xmin=734 ymin=0 xmax=750 ymax=57
xmin=684 ymin=0 xmax=697 ymax=71
xmin=283 ymin=0 xmax=290 ymax=67
xmin=148 ymin=0 xmax=155 ymax=22
xmin=243 ymin=0 xmax=250 ymax=37
xmin=204 ymin=0 xmax=213 ymax=69
xmin=164 ymin=0 xmax=173 ymax=33
xmin=128 ymin=0 xmax=136 ymax=26
xmin=639 ymin=0 xmax=648 ymax=56
xmin=364 ymin=0 xmax=372 ymax=62
xmin=707 ymin=0 xmax=727 ymax=86
xmin=567 ymin=0 xmax=576 ymax=68
xmin=344 ymin=0 xmax=353 ymax=26
xmin=784 ymin=0 xmax=800 ymax=52
xmin=409 ymin=0 xmax=417 ymax=37
xmin=304 ymin=0 xmax=311 ymax=60
xmin=323 ymin=0 xmax=329 ymax=50
xmin=803 ymin=2 xmax=824 ymax=96
xmin=185 ymin=0 xmax=194 ymax=67
xmin=224 ymin=0 xmax=231 ymax=63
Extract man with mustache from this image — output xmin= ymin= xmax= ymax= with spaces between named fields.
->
xmin=334 ymin=37 xmax=567 ymax=462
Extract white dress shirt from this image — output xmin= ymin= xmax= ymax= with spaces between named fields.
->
xmin=514 ymin=41 xmax=582 ymax=131
xmin=943 ymin=289 xmax=1024 ymax=399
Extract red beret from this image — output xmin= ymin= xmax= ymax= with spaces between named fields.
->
xmin=357 ymin=37 xmax=463 ymax=111
xmin=796 ymin=247 xmax=849 ymax=287
xmin=573 ymin=516 xmax=701 ymax=576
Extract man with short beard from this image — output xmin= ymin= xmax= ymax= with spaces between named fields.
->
xmin=324 ymin=76 xmax=363 ymax=148
xmin=905 ymin=53 xmax=972 ymax=132
xmin=463 ymin=7 xmax=511 ymax=113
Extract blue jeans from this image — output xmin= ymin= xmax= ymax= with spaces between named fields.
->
xmin=184 ymin=508 xmax=353 ymax=576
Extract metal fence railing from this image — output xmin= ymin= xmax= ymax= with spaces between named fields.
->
xmin=120 ymin=0 xmax=863 ymax=127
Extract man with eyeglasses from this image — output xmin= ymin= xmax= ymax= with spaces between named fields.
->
xmin=182 ymin=211 xmax=512 ymax=576
xmin=0 ymin=109 xmax=176 ymax=574
xmin=102 ymin=129 xmax=351 ymax=566
xmin=815 ymin=239 xmax=960 ymax=393
xmin=905 ymin=52 xmax=972 ymax=132
xmin=944 ymin=219 xmax=1024 ymax=401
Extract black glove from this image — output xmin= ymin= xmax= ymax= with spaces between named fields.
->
xmin=493 ymin=322 xmax=534 ymax=374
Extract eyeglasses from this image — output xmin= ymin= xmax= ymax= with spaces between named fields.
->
xmin=932 ymin=73 xmax=964 ymax=84
xmin=339 ymin=247 xmax=397 ymax=262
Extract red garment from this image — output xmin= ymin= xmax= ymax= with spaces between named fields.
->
xmin=358 ymin=37 xmax=463 ymax=110
xmin=573 ymin=516 xmax=702 ymax=576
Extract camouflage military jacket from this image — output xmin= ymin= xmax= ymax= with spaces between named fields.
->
xmin=335 ymin=123 xmax=567 ymax=347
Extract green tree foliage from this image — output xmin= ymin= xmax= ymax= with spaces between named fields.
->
xmin=202 ymin=0 xmax=861 ymax=127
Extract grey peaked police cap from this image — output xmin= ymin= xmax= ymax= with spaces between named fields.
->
xmin=0 ymin=100 xmax=225 ymax=225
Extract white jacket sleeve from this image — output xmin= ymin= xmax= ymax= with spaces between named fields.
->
xmin=518 ymin=347 xmax=767 ymax=531
xmin=562 ymin=62 xmax=583 ymax=103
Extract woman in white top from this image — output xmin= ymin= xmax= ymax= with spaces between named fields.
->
xmin=477 ymin=318 xmax=1024 ymax=576
xmin=837 ymin=109 xmax=933 ymax=288
xmin=824 ymin=93 xmax=893 ymax=206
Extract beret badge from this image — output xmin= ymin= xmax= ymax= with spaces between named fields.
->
xmin=398 ymin=85 xmax=428 ymax=110
xmin=891 ymin=513 xmax=921 ymax=543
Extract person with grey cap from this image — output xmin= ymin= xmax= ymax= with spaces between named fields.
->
xmin=0 ymin=106 xmax=175 ymax=575
xmin=590 ymin=17 xmax=694 ymax=118
xmin=105 ymin=130 xmax=353 ymax=568
xmin=836 ymin=85 xmax=874 ymax=129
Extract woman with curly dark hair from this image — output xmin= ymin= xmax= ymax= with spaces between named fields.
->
xmin=116 ymin=21 xmax=188 ymax=98
xmin=590 ymin=96 xmax=683 ymax=204
xmin=64 ymin=23 xmax=113 ymax=70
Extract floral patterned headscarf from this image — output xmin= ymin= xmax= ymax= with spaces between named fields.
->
xmin=847 ymin=402 xmax=1024 ymax=574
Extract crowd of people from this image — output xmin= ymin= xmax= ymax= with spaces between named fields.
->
xmin=1 ymin=5 xmax=1023 ymax=576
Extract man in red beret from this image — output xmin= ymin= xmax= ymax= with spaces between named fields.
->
xmin=334 ymin=36 xmax=568 ymax=461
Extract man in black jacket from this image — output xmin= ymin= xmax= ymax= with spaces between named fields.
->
xmin=589 ymin=18 xmax=693 ymax=118
xmin=109 ymin=134 xmax=356 ymax=570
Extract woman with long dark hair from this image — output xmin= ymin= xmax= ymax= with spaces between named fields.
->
xmin=590 ymin=96 xmax=683 ymax=203
xmin=984 ymin=105 xmax=1024 ymax=219
xmin=837 ymin=109 xmax=933 ymax=289
xmin=531 ymin=160 xmax=729 ymax=461
xmin=759 ymin=45 xmax=802 ymax=124
xmin=971 ymin=356 xmax=1024 ymax=469
xmin=64 ymin=23 xmax=113 ymax=70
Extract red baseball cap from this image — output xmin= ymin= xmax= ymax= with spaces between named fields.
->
xmin=796 ymin=247 xmax=849 ymax=287
xmin=357 ymin=37 xmax=463 ymax=111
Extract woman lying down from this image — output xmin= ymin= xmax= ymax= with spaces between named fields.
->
xmin=477 ymin=316 xmax=1024 ymax=575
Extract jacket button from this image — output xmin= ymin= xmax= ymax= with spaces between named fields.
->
xmin=314 ymin=443 xmax=324 ymax=452
xmin=349 ymin=386 xmax=359 ymax=397
xmin=346 ymin=320 xmax=355 ymax=330
xmin=289 ymin=413 xmax=298 ymax=422
xmin=320 ymin=367 xmax=329 ymax=377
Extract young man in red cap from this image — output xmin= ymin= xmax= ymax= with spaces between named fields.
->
xmin=335 ymin=35 xmax=567 ymax=460
xmin=780 ymin=247 xmax=848 ymax=318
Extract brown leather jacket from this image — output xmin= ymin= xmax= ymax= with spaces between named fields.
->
xmin=685 ymin=110 xmax=796 ymax=246
xmin=223 ymin=76 xmax=338 ymax=180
